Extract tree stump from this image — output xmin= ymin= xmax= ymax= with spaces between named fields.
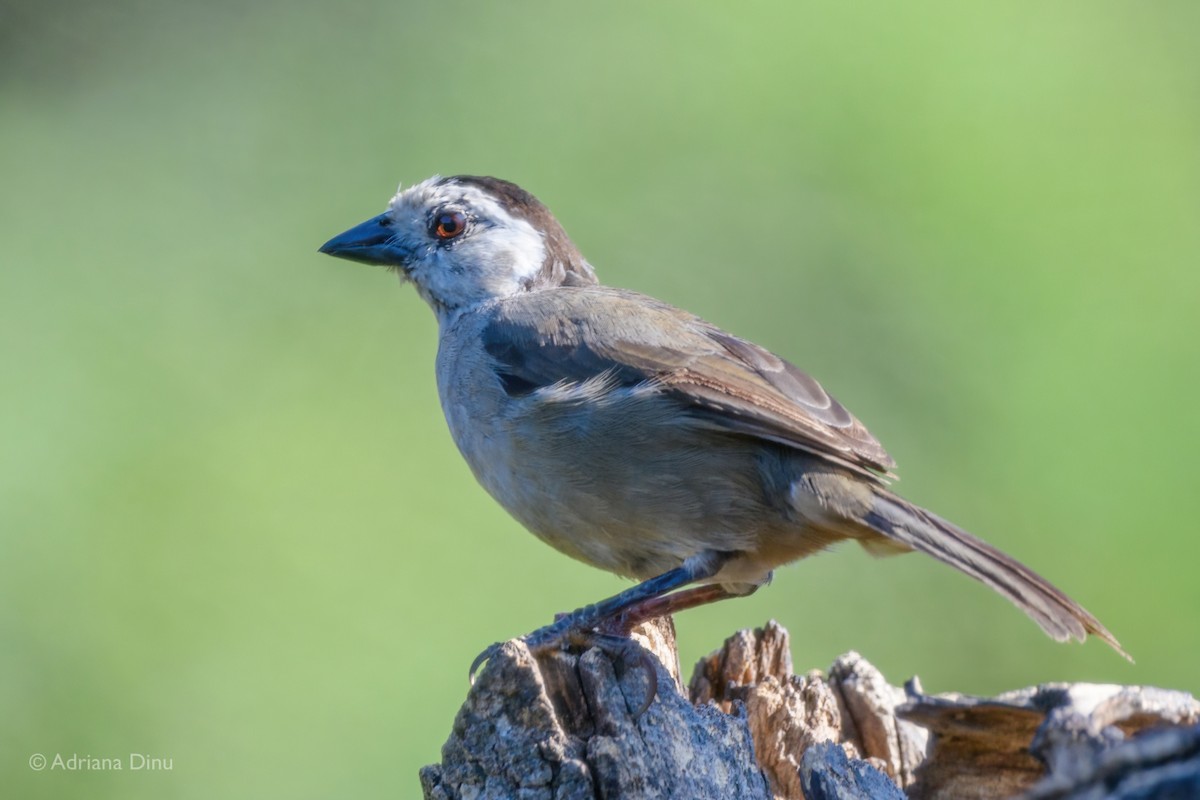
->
xmin=419 ymin=620 xmax=1200 ymax=799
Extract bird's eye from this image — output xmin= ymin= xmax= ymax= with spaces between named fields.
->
xmin=432 ymin=211 xmax=467 ymax=240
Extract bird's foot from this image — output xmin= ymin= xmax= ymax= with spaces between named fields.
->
xmin=469 ymin=617 xmax=659 ymax=717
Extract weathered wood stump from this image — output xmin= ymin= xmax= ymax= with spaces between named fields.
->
xmin=419 ymin=620 xmax=1199 ymax=799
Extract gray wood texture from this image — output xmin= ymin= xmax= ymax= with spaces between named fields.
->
xmin=421 ymin=620 xmax=1199 ymax=799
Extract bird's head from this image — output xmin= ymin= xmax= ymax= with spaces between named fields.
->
xmin=319 ymin=175 xmax=597 ymax=317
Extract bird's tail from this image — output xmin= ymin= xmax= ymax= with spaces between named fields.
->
xmin=864 ymin=489 xmax=1130 ymax=661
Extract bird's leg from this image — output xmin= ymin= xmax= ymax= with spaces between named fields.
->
xmin=580 ymin=583 xmax=764 ymax=715
xmin=597 ymin=581 xmax=759 ymax=637
xmin=523 ymin=550 xmax=733 ymax=649
xmin=470 ymin=550 xmax=733 ymax=683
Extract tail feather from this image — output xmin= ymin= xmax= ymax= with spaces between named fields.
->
xmin=866 ymin=490 xmax=1130 ymax=661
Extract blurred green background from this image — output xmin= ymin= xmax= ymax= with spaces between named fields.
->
xmin=2 ymin=1 xmax=1197 ymax=797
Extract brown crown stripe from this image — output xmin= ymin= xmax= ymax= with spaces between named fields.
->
xmin=444 ymin=175 xmax=599 ymax=290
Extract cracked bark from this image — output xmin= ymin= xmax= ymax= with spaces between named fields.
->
xmin=420 ymin=620 xmax=1200 ymax=799
xmin=420 ymin=618 xmax=769 ymax=800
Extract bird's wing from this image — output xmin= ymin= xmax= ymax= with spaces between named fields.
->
xmin=481 ymin=288 xmax=896 ymax=480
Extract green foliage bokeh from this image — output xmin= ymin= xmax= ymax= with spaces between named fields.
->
xmin=2 ymin=2 xmax=1197 ymax=797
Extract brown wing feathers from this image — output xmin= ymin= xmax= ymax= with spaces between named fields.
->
xmin=484 ymin=287 xmax=895 ymax=479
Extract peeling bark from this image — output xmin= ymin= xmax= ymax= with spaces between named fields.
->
xmin=421 ymin=620 xmax=1200 ymax=800
xmin=420 ymin=618 xmax=770 ymax=799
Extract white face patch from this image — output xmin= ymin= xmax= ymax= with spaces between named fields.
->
xmin=384 ymin=177 xmax=547 ymax=316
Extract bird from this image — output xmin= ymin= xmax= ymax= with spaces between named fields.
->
xmin=319 ymin=174 xmax=1129 ymax=686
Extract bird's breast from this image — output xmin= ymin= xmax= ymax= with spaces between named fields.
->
xmin=434 ymin=324 xmax=779 ymax=577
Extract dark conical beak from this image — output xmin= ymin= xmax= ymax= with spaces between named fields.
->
xmin=318 ymin=213 xmax=406 ymax=267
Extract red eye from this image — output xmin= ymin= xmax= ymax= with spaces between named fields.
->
xmin=432 ymin=211 xmax=466 ymax=240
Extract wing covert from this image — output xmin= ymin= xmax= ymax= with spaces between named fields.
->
xmin=480 ymin=288 xmax=896 ymax=480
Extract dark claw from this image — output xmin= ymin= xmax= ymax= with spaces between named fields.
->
xmin=468 ymin=641 xmax=504 ymax=685
xmin=604 ymin=633 xmax=662 ymax=714
xmin=470 ymin=616 xmax=584 ymax=686
xmin=570 ymin=631 xmax=659 ymax=718
xmin=470 ymin=623 xmax=660 ymax=717
xmin=633 ymin=651 xmax=658 ymax=718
